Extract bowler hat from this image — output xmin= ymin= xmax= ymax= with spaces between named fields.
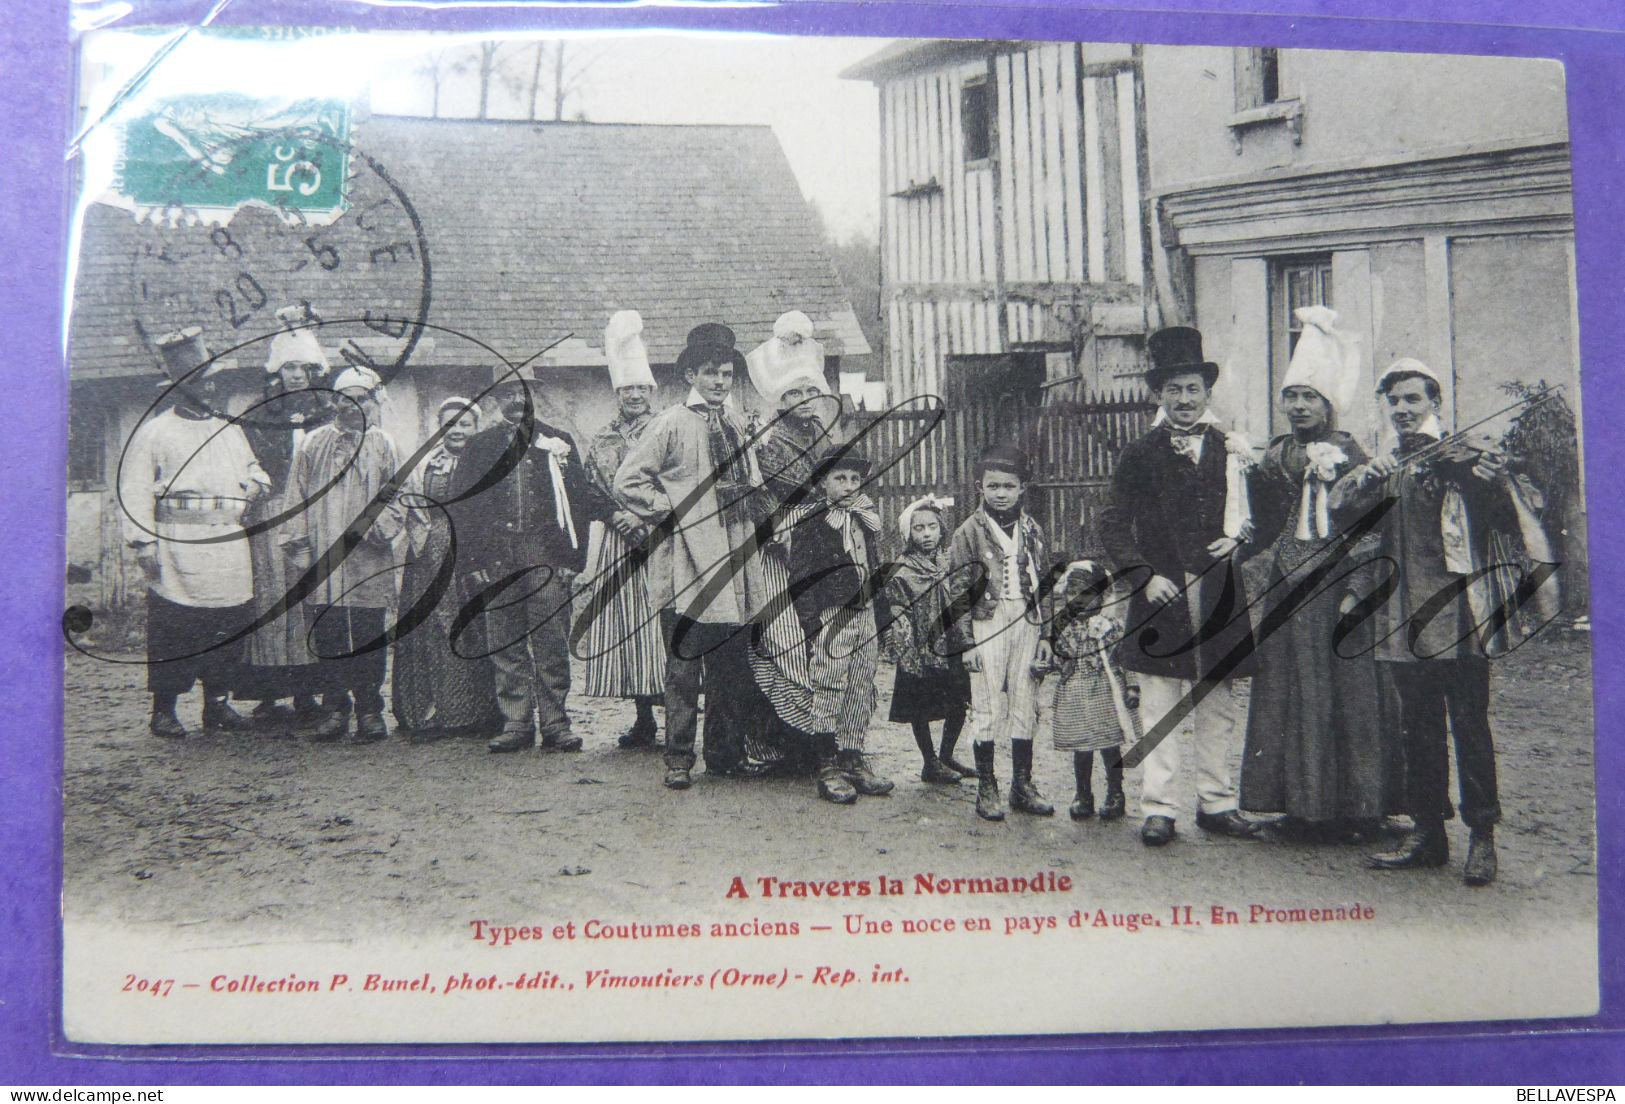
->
xmin=809 ymin=445 xmax=873 ymax=485
xmin=675 ymin=322 xmax=748 ymax=376
xmin=1145 ymin=326 xmax=1220 ymax=391
xmin=977 ymin=443 xmax=1032 ymax=483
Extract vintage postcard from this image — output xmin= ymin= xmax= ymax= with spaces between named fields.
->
xmin=60 ymin=23 xmax=1595 ymax=1044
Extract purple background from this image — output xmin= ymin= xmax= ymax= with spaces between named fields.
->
xmin=4 ymin=0 xmax=1620 ymax=1084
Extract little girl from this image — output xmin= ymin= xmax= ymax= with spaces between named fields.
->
xmin=880 ymin=495 xmax=976 ymax=784
xmin=1046 ymin=560 xmax=1140 ymax=820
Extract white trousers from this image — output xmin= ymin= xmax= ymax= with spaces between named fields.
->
xmin=967 ymin=595 xmax=1042 ymax=750
xmin=1136 ymin=673 xmax=1240 ymax=819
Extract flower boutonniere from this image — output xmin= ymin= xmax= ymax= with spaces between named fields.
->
xmin=1224 ymin=431 xmax=1258 ymax=473
xmin=1170 ymin=434 xmax=1201 ymax=465
xmin=1303 ymin=441 xmax=1348 ymax=482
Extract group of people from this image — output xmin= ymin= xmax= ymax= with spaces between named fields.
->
xmin=119 ymin=305 xmax=1554 ymax=889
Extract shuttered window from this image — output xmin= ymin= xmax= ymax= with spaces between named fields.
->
xmin=1234 ymin=47 xmax=1282 ymax=110
xmin=961 ymin=79 xmax=992 ymax=165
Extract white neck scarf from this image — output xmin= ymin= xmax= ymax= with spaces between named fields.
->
xmin=531 ymin=433 xmax=578 ymax=550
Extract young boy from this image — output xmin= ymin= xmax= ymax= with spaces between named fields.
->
xmin=785 ymin=448 xmax=894 ymax=804
xmin=944 ymin=445 xmax=1055 ymax=821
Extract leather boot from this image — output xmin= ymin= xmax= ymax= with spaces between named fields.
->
xmin=839 ymin=749 xmax=895 ymax=796
xmin=1009 ymin=740 xmax=1054 ymax=816
xmin=1463 ymin=827 xmax=1498 ymax=886
xmin=1069 ymin=752 xmax=1095 ymax=820
xmin=816 ymin=735 xmax=857 ymax=805
xmin=618 ymin=711 xmax=659 ymax=749
xmin=487 ymin=723 xmax=536 ymax=753
xmin=1367 ymin=821 xmax=1449 ymax=870
xmin=252 ymin=700 xmax=295 ymax=726
xmin=351 ymin=713 xmax=389 ymax=744
xmin=150 ymin=710 xmax=188 ymax=739
xmin=202 ymin=696 xmax=252 ymax=733
xmin=541 ymin=731 xmax=584 ymax=752
xmin=920 ymin=754 xmax=963 ymax=785
xmin=306 ymin=709 xmax=348 ymax=743
xmin=1099 ymin=759 xmax=1126 ymax=820
xmin=973 ymin=742 xmax=1004 ymax=821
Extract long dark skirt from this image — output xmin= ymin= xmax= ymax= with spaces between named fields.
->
xmin=1240 ymin=560 xmax=1403 ymax=821
xmin=390 ymin=525 xmax=499 ymax=731
xmin=236 ymin=491 xmax=323 ymax=699
xmin=888 ymin=662 xmax=972 ymax=724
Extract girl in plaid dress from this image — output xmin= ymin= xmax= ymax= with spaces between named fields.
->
xmin=1047 ymin=560 xmax=1140 ymax=821
xmin=879 ymin=495 xmax=975 ymax=784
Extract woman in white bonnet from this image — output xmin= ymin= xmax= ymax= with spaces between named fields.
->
xmin=236 ymin=315 xmax=336 ymax=729
xmin=391 ymin=393 xmax=500 ymax=737
xmin=1239 ymin=306 xmax=1402 ymax=842
xmin=580 ymin=310 xmax=667 ymax=748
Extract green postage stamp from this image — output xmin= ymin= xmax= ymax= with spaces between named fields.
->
xmin=115 ymin=93 xmax=351 ymax=223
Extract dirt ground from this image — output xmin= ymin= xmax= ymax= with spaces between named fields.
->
xmin=62 ymin=627 xmax=1597 ymax=941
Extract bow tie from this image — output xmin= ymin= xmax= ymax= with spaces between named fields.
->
xmin=1165 ymin=424 xmax=1207 ymax=439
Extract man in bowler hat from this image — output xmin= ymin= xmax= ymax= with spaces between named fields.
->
xmin=449 ymin=364 xmax=608 ymax=753
xmin=616 ymin=323 xmax=780 ymax=790
xmin=1099 ymin=326 xmax=1263 ymax=846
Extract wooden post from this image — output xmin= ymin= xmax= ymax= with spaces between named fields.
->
xmin=987 ymin=52 xmax=1008 ymax=354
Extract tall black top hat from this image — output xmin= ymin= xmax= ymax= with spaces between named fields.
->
xmin=675 ymin=322 xmax=748 ymax=376
xmin=154 ymin=326 xmax=221 ymax=384
xmin=1145 ymin=326 xmax=1220 ymax=390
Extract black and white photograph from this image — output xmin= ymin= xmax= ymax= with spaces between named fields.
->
xmin=60 ymin=25 xmax=1595 ymax=1043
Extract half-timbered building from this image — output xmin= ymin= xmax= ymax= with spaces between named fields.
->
xmin=842 ymin=40 xmax=1154 ymax=409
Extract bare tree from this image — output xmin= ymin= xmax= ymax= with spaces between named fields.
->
xmin=525 ymin=42 xmax=546 ymax=120
xmin=473 ymin=41 xmax=513 ymax=119
xmin=414 ymin=48 xmax=466 ymax=118
xmin=414 ymin=39 xmax=604 ymax=121
xmin=502 ymin=40 xmax=604 ymax=121
xmin=552 ymin=42 xmax=568 ymax=121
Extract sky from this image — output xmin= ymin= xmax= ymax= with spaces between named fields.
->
xmin=79 ymin=29 xmax=888 ymax=243
xmin=368 ymin=33 xmax=886 ymax=242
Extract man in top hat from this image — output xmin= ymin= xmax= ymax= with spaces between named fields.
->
xmin=1329 ymin=358 xmax=1522 ymax=886
xmin=120 ymin=327 xmax=270 ymax=738
xmin=449 ymin=363 xmax=608 ymax=754
xmin=615 ymin=322 xmax=779 ymax=790
xmin=582 ymin=310 xmax=667 ymax=749
xmin=1099 ymin=325 xmax=1262 ymax=847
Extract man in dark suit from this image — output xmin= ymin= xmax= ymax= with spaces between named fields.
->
xmin=1330 ymin=358 xmax=1520 ymax=886
xmin=1099 ymin=326 xmax=1262 ymax=847
xmin=448 ymin=367 xmax=608 ymax=753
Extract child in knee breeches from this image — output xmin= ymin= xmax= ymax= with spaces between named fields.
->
xmin=943 ymin=445 xmax=1055 ymax=822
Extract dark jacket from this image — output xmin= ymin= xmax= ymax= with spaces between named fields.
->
xmin=1098 ymin=423 xmax=1258 ymax=680
xmin=786 ymin=506 xmax=881 ymax=646
xmin=1329 ymin=444 xmax=1522 ymax=662
xmin=448 ymin=417 xmax=609 ymax=576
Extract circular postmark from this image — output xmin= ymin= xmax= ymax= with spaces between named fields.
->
xmin=126 ymin=119 xmax=431 ymax=384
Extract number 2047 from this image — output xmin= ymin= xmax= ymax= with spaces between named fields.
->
xmin=123 ymin=975 xmax=174 ymax=998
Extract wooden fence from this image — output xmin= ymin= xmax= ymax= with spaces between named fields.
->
xmin=849 ymin=389 xmax=1155 ymax=559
